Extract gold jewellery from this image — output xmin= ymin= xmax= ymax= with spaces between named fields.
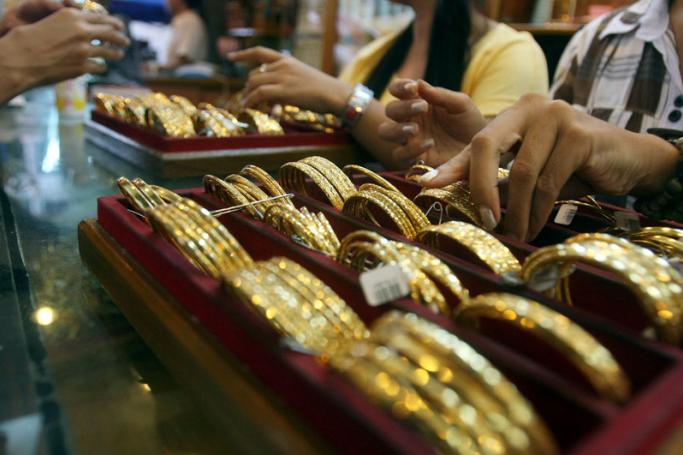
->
xmin=521 ymin=233 xmax=683 ymax=344
xmin=455 ymin=293 xmax=631 ymax=403
xmin=417 ymin=221 xmax=521 ymax=275
xmin=331 ymin=311 xmax=558 ymax=455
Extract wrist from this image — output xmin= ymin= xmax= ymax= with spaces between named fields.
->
xmin=0 ymin=36 xmax=32 ymax=104
xmin=632 ymin=134 xmax=680 ymax=196
xmin=324 ymin=80 xmax=354 ymax=117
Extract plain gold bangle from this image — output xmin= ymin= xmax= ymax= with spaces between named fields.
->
xmin=343 ymin=164 xmax=400 ymax=192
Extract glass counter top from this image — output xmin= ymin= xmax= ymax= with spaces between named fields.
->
xmin=0 ymin=97 xmax=258 ymax=454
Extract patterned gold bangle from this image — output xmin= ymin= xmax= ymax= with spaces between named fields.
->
xmin=343 ymin=191 xmax=417 ymax=239
xmin=169 ymin=94 xmax=197 ymax=117
xmin=414 ymin=187 xmax=482 ymax=227
xmin=279 ymin=161 xmax=346 ymax=209
xmin=239 ymin=164 xmax=294 ymax=205
xmin=342 ymin=164 xmax=400 ymax=193
xmin=521 ymin=235 xmax=683 ymax=344
xmin=262 ymin=257 xmax=369 ymax=340
xmin=405 ymin=163 xmax=435 ymax=182
xmin=361 ymin=184 xmax=431 ymax=233
xmin=417 ymin=221 xmax=521 ymax=275
xmin=237 ymin=108 xmax=284 ymax=135
xmin=146 ymin=105 xmax=196 ymax=137
xmin=394 ymin=243 xmax=470 ymax=307
xmin=225 ymin=175 xmax=273 ymax=204
xmin=329 ymin=349 xmax=481 ymax=454
xmin=301 ymin=156 xmax=357 ymax=202
xmin=372 ymin=311 xmax=558 ymax=455
xmin=454 ymin=293 xmax=631 ymax=403
xmin=263 ymin=204 xmax=338 ymax=255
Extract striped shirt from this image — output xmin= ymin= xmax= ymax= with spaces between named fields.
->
xmin=551 ymin=0 xmax=683 ymax=133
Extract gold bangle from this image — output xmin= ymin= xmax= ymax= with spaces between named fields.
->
xmin=117 ymin=177 xmax=155 ymax=213
xmin=279 ymin=161 xmax=346 ymax=209
xmin=360 ymin=184 xmax=431 ymax=233
xmin=146 ymin=105 xmax=196 ymax=137
xmin=262 ymin=257 xmax=369 ymax=340
xmin=204 ymin=175 xmax=264 ymax=219
xmin=416 ymin=221 xmax=521 ymax=275
xmin=343 ymin=191 xmax=417 ymax=239
xmin=414 ymin=187 xmax=482 ymax=227
xmin=237 ymin=108 xmax=284 ymax=135
xmin=371 ymin=311 xmax=558 ymax=454
xmin=263 ymin=204 xmax=337 ymax=255
xmin=522 ymin=235 xmax=683 ymax=344
xmin=169 ymin=94 xmax=197 ymax=117
xmin=173 ymin=199 xmax=254 ymax=270
xmin=148 ymin=205 xmax=223 ymax=278
xmin=455 ymin=293 xmax=631 ymax=403
xmin=301 ymin=156 xmax=356 ymax=202
xmin=329 ymin=348 xmax=481 ymax=454
xmin=240 ymin=164 xmax=293 ymax=204
xmin=343 ymin=164 xmax=400 ymax=193
xmin=405 ymin=164 xmax=435 ymax=182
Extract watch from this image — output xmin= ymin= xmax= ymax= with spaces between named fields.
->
xmin=342 ymin=84 xmax=374 ymax=129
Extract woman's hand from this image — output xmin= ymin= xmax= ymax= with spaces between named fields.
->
xmin=228 ymin=46 xmax=353 ymax=114
xmin=378 ymin=79 xmax=487 ymax=168
xmin=0 ymin=0 xmax=65 ymax=36
xmin=0 ymin=7 xmax=128 ymax=101
xmin=419 ymin=94 xmax=679 ymax=241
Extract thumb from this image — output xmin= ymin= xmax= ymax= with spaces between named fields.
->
xmin=419 ymin=146 xmax=471 ymax=188
xmin=417 ymin=80 xmax=474 ymax=115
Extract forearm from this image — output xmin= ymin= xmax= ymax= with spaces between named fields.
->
xmin=0 ymin=40 xmax=32 ymax=104
xmin=349 ymin=100 xmax=405 ymax=169
xmin=630 ymin=133 xmax=679 ymax=197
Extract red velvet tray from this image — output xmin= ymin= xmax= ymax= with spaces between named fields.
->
xmin=85 ymin=111 xmax=359 ymax=177
xmin=89 ymin=180 xmax=683 ymax=454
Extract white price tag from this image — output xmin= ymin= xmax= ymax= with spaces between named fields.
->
xmin=554 ymin=204 xmax=577 ymax=226
xmin=614 ymin=211 xmax=641 ymax=232
xmin=527 ymin=264 xmax=575 ymax=293
xmin=360 ymin=265 xmax=410 ymax=307
xmin=669 ymin=257 xmax=683 ymax=275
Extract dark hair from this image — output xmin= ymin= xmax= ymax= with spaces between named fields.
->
xmin=185 ymin=0 xmax=203 ymax=13
xmin=364 ymin=0 xmax=471 ymax=98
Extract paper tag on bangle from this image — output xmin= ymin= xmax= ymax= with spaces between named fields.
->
xmin=614 ymin=211 xmax=641 ymax=232
xmin=360 ymin=265 xmax=410 ymax=307
xmin=528 ymin=264 xmax=575 ymax=293
xmin=669 ymin=257 xmax=683 ymax=275
xmin=554 ymin=204 xmax=578 ymax=226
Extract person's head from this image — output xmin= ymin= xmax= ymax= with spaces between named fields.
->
xmin=167 ymin=0 xmax=202 ymax=16
xmin=365 ymin=0 xmax=472 ymax=97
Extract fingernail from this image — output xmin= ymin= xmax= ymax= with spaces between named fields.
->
xmin=419 ymin=138 xmax=435 ymax=150
xmin=404 ymin=81 xmax=418 ymax=94
xmin=227 ymin=52 xmax=236 ymax=59
xmin=402 ymin=124 xmax=417 ymax=135
xmin=411 ymin=100 xmax=428 ymax=114
xmin=420 ymin=169 xmax=438 ymax=183
xmin=479 ymin=206 xmax=498 ymax=231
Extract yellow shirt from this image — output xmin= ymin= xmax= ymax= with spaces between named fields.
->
xmin=339 ymin=23 xmax=549 ymax=117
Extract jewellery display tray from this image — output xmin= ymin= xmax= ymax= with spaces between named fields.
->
xmin=85 ymin=111 xmax=358 ymax=178
xmin=79 ymin=172 xmax=683 ymax=454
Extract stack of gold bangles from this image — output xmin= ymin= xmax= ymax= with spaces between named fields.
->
xmin=114 ymin=184 xmax=642 ymax=451
xmin=520 ymin=233 xmax=683 ymax=344
xmin=338 ymin=230 xmax=469 ymax=315
xmin=204 ymin=165 xmax=340 ymax=256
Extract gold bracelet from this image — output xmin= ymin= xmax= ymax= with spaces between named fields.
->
xmin=417 ymin=221 xmax=521 ymax=275
xmin=521 ymin=234 xmax=683 ymax=344
xmin=204 ymin=175 xmax=264 ymax=219
xmin=414 ymin=187 xmax=482 ymax=226
xmin=405 ymin=163 xmax=434 ymax=183
xmin=374 ymin=311 xmax=558 ymax=454
xmin=263 ymin=204 xmax=338 ymax=255
xmin=240 ymin=164 xmax=294 ymax=206
xmin=360 ymin=184 xmax=431 ymax=233
xmin=343 ymin=164 xmax=400 ymax=193
xmin=329 ymin=347 xmax=481 ymax=454
xmin=301 ymin=156 xmax=356 ymax=202
xmin=455 ymin=293 xmax=630 ymax=403
xmin=279 ymin=161 xmax=346 ymax=209
xmin=169 ymin=94 xmax=197 ymax=117
xmin=343 ymin=191 xmax=417 ymax=239
xmin=117 ymin=177 xmax=155 ymax=213
xmin=237 ymin=108 xmax=284 ymax=135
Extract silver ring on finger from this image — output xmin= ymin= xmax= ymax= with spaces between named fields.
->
xmin=259 ymin=63 xmax=268 ymax=73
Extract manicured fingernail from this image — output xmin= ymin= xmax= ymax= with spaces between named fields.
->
xmin=404 ymin=81 xmax=418 ymax=94
xmin=479 ymin=206 xmax=498 ymax=231
xmin=411 ymin=100 xmax=428 ymax=114
xmin=419 ymin=138 xmax=435 ymax=150
xmin=420 ymin=169 xmax=438 ymax=183
xmin=402 ymin=124 xmax=417 ymax=135
xmin=227 ymin=52 xmax=237 ymax=59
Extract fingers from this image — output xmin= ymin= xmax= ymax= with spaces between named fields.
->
xmin=378 ymin=121 xmax=418 ymax=145
xmin=417 ymin=80 xmax=476 ymax=115
xmin=82 ymin=11 xmax=125 ymax=31
xmin=502 ymin=115 xmax=559 ymax=240
xmin=391 ymin=138 xmax=436 ymax=164
xmin=242 ymin=84 xmax=281 ymax=107
xmin=245 ymin=71 xmax=282 ymax=92
xmin=87 ymin=25 xmax=130 ymax=48
xmin=385 ymin=98 xmax=428 ymax=122
xmin=419 ymin=146 xmax=471 ymax=187
xmin=87 ymin=42 xmax=125 ymax=60
xmin=227 ymin=46 xmax=283 ymax=63
xmin=388 ymin=78 xmax=420 ymax=100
